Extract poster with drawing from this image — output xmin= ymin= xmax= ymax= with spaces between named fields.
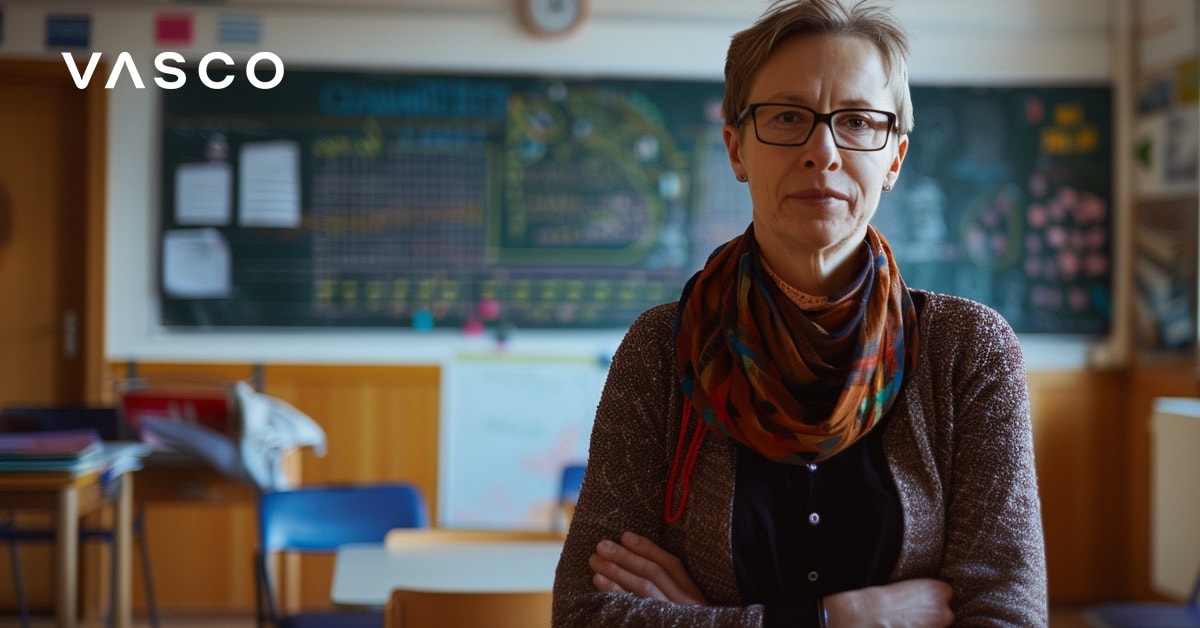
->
xmin=439 ymin=353 xmax=608 ymax=530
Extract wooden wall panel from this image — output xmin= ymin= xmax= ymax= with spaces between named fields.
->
xmin=77 ymin=359 xmax=1197 ymax=615
xmin=1027 ymin=369 xmax=1129 ymax=603
xmin=140 ymin=504 xmax=258 ymax=611
xmin=259 ymin=365 xmax=441 ymax=509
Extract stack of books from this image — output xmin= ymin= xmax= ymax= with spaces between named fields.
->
xmin=0 ymin=429 xmax=147 ymax=475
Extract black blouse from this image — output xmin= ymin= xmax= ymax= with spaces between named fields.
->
xmin=731 ymin=418 xmax=902 ymax=628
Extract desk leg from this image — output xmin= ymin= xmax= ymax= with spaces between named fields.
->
xmin=57 ymin=485 xmax=79 ymax=628
xmin=114 ymin=473 xmax=133 ymax=628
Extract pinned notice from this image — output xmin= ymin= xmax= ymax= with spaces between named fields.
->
xmin=239 ymin=140 xmax=301 ymax=228
xmin=175 ymin=162 xmax=232 ymax=225
xmin=162 ymin=228 xmax=232 ymax=298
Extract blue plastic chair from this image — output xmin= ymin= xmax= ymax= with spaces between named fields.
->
xmin=255 ymin=482 xmax=430 ymax=628
xmin=1085 ymin=567 xmax=1200 ymax=627
xmin=559 ymin=463 xmax=586 ymax=506
xmin=0 ymin=406 xmax=159 ymax=628
xmin=557 ymin=462 xmax=586 ymax=531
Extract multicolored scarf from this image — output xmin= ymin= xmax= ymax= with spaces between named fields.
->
xmin=666 ymin=224 xmax=919 ymax=522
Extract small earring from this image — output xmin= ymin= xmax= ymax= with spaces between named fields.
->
xmin=737 ymin=174 xmax=748 ymax=182
xmin=883 ymin=181 xmax=893 ymax=192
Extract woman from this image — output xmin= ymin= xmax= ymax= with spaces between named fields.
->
xmin=552 ymin=0 xmax=1047 ymax=626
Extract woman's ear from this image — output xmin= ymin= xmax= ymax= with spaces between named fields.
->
xmin=889 ymin=134 xmax=909 ymax=180
xmin=723 ymin=124 xmax=747 ymax=181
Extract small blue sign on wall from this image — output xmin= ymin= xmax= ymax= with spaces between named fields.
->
xmin=217 ymin=13 xmax=262 ymax=45
xmin=46 ymin=14 xmax=91 ymax=48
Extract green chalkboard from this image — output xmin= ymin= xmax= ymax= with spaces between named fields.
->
xmin=158 ymin=69 xmax=1111 ymax=334
xmin=874 ymin=86 xmax=1113 ymax=334
xmin=159 ymin=68 xmax=734 ymax=330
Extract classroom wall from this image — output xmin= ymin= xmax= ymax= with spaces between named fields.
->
xmin=6 ymin=0 xmax=1166 ymax=615
xmin=0 ymin=0 xmax=1118 ymax=367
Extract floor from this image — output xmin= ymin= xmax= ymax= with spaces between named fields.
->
xmin=4 ymin=606 xmax=1096 ymax=627
xmin=1 ymin=615 xmax=254 ymax=628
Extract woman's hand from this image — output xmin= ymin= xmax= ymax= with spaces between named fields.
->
xmin=823 ymin=578 xmax=954 ymax=627
xmin=587 ymin=531 xmax=708 ymax=606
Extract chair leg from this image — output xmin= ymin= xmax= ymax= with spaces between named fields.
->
xmin=4 ymin=512 xmax=161 ymax=628
xmin=100 ymin=509 xmax=162 ymax=628
xmin=135 ymin=509 xmax=161 ymax=628
xmin=9 ymin=539 xmax=32 ymax=628
xmin=255 ymin=553 xmax=279 ymax=628
xmin=107 ymin=534 xmax=117 ymax=628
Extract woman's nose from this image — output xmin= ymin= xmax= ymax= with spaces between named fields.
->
xmin=802 ymin=121 xmax=841 ymax=170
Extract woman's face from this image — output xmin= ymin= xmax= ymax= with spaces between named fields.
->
xmin=724 ymin=33 xmax=908 ymax=281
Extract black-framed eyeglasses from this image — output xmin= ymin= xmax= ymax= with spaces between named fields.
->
xmin=735 ymin=103 xmax=897 ymax=151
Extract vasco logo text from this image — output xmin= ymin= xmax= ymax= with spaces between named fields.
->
xmin=62 ymin=51 xmax=285 ymax=89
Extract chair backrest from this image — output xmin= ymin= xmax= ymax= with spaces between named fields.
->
xmin=558 ymin=463 xmax=586 ymax=506
xmin=257 ymin=482 xmax=430 ymax=626
xmin=0 ymin=406 xmax=126 ymax=440
xmin=259 ymin=483 xmax=430 ymax=553
xmin=557 ymin=463 xmax=586 ymax=530
xmin=384 ymin=588 xmax=551 ymax=628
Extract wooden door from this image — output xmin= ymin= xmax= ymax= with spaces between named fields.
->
xmin=0 ymin=58 xmax=107 ymax=616
xmin=0 ymin=60 xmax=94 ymax=406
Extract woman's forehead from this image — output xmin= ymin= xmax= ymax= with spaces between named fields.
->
xmin=750 ymin=34 xmax=892 ymax=107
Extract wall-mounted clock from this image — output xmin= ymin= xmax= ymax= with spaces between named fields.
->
xmin=517 ymin=0 xmax=589 ymax=37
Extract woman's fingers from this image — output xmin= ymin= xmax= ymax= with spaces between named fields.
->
xmin=588 ymin=540 xmax=668 ymax=601
xmin=587 ymin=532 xmax=707 ymax=605
xmin=617 ymin=532 xmax=707 ymax=604
xmin=824 ymin=578 xmax=954 ymax=627
xmin=590 ymin=572 xmax=626 ymax=594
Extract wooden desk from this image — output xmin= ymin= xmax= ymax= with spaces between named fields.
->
xmin=0 ymin=469 xmax=134 ymax=628
xmin=331 ymin=539 xmax=564 ymax=607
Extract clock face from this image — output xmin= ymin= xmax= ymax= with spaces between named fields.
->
xmin=520 ymin=0 xmax=587 ymax=36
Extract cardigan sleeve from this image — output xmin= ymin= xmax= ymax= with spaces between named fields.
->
xmin=552 ymin=304 xmax=764 ymax=628
xmin=934 ymin=299 xmax=1049 ymax=626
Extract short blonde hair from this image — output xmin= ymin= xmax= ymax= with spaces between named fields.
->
xmin=723 ymin=0 xmax=914 ymax=134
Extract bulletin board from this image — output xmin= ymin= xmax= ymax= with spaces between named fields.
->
xmin=158 ymin=68 xmax=1113 ymax=335
xmin=158 ymin=68 xmax=735 ymax=330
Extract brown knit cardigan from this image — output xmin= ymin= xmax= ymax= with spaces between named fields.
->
xmin=552 ymin=291 xmax=1048 ymax=627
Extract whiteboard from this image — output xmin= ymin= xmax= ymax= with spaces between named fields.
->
xmin=438 ymin=352 xmax=609 ymax=530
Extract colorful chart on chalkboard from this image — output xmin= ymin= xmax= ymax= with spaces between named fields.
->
xmin=873 ymin=86 xmax=1113 ymax=334
xmin=159 ymin=69 xmax=1111 ymax=334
